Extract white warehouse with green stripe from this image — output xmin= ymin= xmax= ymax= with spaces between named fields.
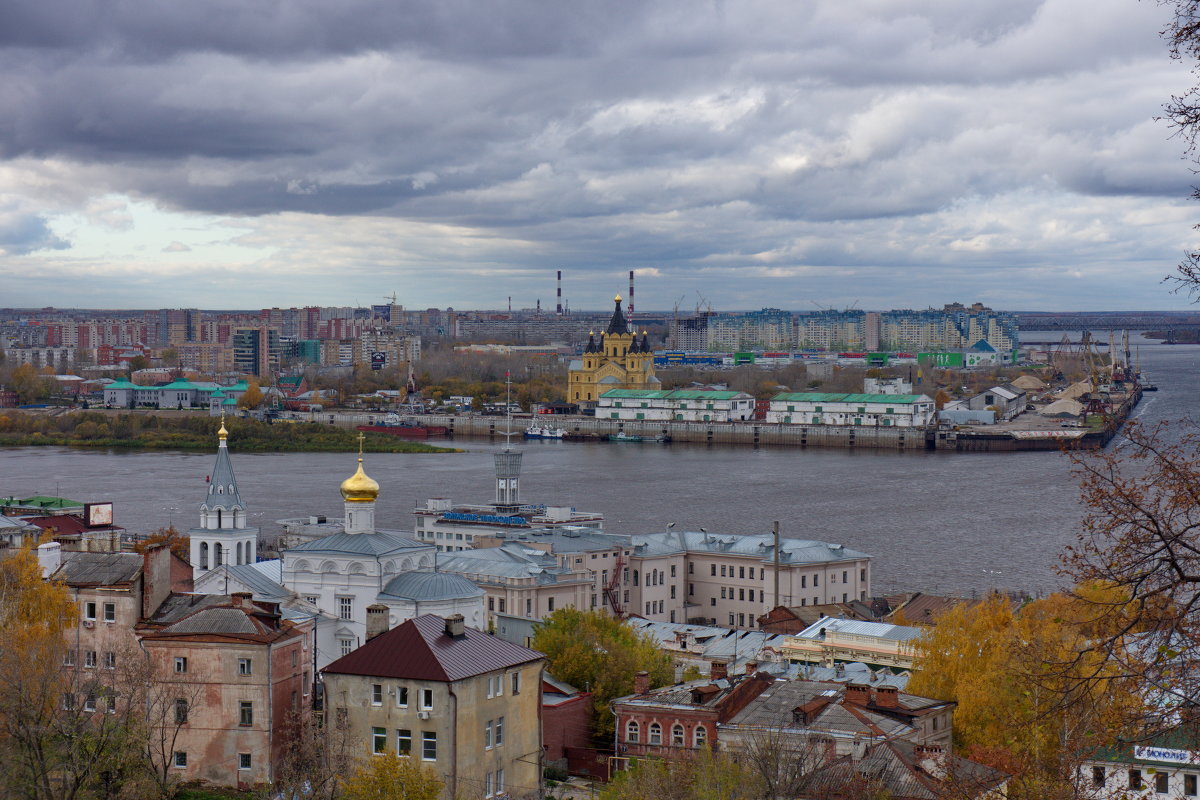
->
xmin=597 ymin=389 xmax=756 ymax=422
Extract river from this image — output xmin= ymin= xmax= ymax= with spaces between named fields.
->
xmin=3 ymin=334 xmax=1196 ymax=598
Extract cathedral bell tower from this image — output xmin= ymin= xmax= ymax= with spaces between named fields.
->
xmin=189 ymin=417 xmax=259 ymax=574
xmin=340 ymin=434 xmax=381 ymax=534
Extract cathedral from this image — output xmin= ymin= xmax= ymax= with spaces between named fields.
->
xmin=567 ymin=294 xmax=659 ymax=404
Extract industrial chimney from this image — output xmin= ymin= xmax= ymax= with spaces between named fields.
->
xmin=628 ymin=270 xmax=635 ymax=320
xmin=556 ymin=270 xmax=563 ymax=316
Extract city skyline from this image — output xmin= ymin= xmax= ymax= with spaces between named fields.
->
xmin=1 ymin=0 xmax=1197 ymax=311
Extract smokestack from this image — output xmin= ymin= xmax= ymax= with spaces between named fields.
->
xmin=556 ymin=270 xmax=563 ymax=316
xmin=628 ymin=270 xmax=635 ymax=319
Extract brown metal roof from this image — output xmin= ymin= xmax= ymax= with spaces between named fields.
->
xmin=322 ymin=614 xmax=543 ymax=683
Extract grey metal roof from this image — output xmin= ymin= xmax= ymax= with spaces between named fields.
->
xmin=53 ymin=552 xmax=143 ymax=586
xmin=164 ymin=607 xmax=260 ymax=635
xmin=795 ymin=617 xmax=922 ymax=642
xmin=220 ymin=563 xmax=290 ymax=600
xmin=486 ymin=528 xmax=632 ymax=553
xmin=436 ymin=544 xmax=581 ymax=584
xmin=286 ymin=530 xmax=428 ymax=556
xmin=725 ymin=680 xmax=912 ymax=738
xmin=0 ymin=516 xmax=39 ymax=530
xmin=201 ymin=438 xmax=245 ymax=513
xmin=379 ymin=571 xmax=485 ymax=602
xmin=632 ymin=530 xmax=871 ymax=564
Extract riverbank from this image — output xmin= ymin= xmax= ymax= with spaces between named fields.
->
xmin=0 ymin=410 xmax=458 ymax=453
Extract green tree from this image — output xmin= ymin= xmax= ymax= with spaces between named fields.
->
xmin=340 ymin=752 xmax=442 ymax=800
xmin=531 ymin=609 xmax=673 ymax=738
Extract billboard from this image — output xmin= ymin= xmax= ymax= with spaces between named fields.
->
xmin=370 ymin=351 xmax=387 ymax=371
xmin=84 ymin=502 xmax=114 ymax=528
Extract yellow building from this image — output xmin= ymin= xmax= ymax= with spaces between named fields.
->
xmin=568 ymin=295 xmax=659 ymax=403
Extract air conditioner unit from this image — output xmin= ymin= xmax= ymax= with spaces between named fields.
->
xmin=83 ymin=620 xmax=95 ymax=629
xmin=417 ymin=711 xmax=431 ymax=720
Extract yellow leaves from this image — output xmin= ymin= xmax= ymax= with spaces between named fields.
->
xmin=0 ymin=547 xmax=76 ymax=638
xmin=339 ymin=752 xmax=443 ymax=800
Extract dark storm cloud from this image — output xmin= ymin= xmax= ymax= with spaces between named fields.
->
xmin=0 ymin=0 xmax=1193 ymax=309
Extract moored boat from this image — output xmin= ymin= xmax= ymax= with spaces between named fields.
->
xmin=524 ymin=425 xmax=566 ymax=439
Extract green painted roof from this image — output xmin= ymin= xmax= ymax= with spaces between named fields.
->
xmin=771 ymin=392 xmax=930 ymax=404
xmin=159 ymin=380 xmax=199 ymax=390
xmin=0 ymin=495 xmax=85 ymax=509
xmin=104 ymin=379 xmax=138 ymax=389
xmin=600 ymin=389 xmax=673 ymax=399
xmin=222 ymin=397 xmax=238 ymax=405
xmin=227 ymin=381 xmax=249 ymax=390
xmin=210 ymin=389 xmax=226 ymax=397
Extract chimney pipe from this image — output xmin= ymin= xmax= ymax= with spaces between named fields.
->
xmin=231 ymin=591 xmax=253 ymax=608
xmin=366 ymin=604 xmax=390 ymax=641
xmin=444 ymin=613 xmax=466 ymax=638
xmin=634 ymin=671 xmax=650 ymax=694
xmin=710 ymin=661 xmax=728 ymax=681
xmin=556 ymin=270 xmax=563 ymax=316
xmin=37 ymin=542 xmax=62 ymax=578
xmin=628 ymin=270 xmax=635 ymax=319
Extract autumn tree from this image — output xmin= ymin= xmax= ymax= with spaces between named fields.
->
xmin=531 ymin=608 xmax=673 ymax=738
xmin=133 ymin=525 xmax=190 ymax=562
xmin=907 ymin=590 xmax=1142 ymax=799
xmin=1062 ymin=420 xmax=1200 ymax=728
xmin=339 ymin=752 xmax=442 ymax=800
xmin=239 ymin=380 xmax=264 ymax=409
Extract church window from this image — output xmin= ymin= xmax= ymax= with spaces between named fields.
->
xmin=338 ymin=597 xmax=353 ymax=620
xmin=214 ymin=543 xmax=223 ymax=566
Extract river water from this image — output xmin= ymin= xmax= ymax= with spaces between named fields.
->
xmin=3 ymin=335 xmax=1196 ymax=597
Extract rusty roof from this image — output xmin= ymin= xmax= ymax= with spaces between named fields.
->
xmin=322 ymin=614 xmax=543 ymax=683
xmin=52 ymin=551 xmax=142 ymax=587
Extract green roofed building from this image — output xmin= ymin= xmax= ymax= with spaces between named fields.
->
xmin=0 ymin=495 xmax=86 ymax=517
xmin=767 ymin=392 xmax=935 ymax=427
xmin=597 ymin=388 xmax=755 ymax=422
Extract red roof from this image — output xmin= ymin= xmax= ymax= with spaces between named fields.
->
xmin=322 ymin=614 xmax=543 ymax=683
xmin=23 ymin=514 xmax=123 ymax=535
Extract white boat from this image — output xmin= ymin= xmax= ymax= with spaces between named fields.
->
xmin=524 ymin=425 xmax=566 ymax=439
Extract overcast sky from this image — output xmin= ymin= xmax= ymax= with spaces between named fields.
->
xmin=1 ymin=0 xmax=1197 ymax=312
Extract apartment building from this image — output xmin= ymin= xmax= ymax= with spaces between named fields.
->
xmin=322 ymin=614 xmax=545 ymax=800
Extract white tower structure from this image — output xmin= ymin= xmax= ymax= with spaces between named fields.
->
xmin=189 ymin=417 xmax=258 ymax=574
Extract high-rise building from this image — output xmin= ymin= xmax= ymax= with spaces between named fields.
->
xmin=232 ymin=328 xmax=283 ymax=376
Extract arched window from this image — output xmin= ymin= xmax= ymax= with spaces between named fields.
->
xmin=693 ymin=726 xmax=707 ymax=748
xmin=626 ymin=721 xmax=640 ymax=743
xmin=216 ymin=509 xmax=223 ymax=527
xmin=633 ymin=570 xmax=639 ymax=586
xmin=199 ymin=542 xmax=209 ymax=570
xmin=672 ymin=724 xmax=685 ymax=746
xmin=235 ymin=542 xmax=242 ymax=565
xmin=214 ymin=543 xmax=223 ymax=567
xmin=648 ymin=723 xmax=662 ymax=745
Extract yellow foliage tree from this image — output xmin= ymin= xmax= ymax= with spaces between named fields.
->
xmin=907 ymin=589 xmax=1142 ymax=799
xmin=339 ymin=752 xmax=442 ymax=800
xmin=238 ymin=380 xmax=264 ymax=409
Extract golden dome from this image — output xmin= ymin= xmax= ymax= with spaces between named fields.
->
xmin=341 ymin=458 xmax=380 ymax=503
xmin=615 ymin=294 xmax=622 ymax=302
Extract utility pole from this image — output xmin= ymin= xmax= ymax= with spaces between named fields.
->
xmin=773 ymin=520 xmax=781 ymax=609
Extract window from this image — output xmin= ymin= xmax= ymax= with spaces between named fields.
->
xmin=721 ymin=587 xmax=727 ymax=599
xmin=340 ymin=639 xmax=354 ymax=657
xmin=721 ymin=565 xmax=727 ymax=577
xmin=304 ymin=595 xmax=319 ymax=605
xmin=496 ymin=768 xmax=504 ymax=796
xmin=813 ymin=574 xmax=819 ymax=586
xmin=485 ymin=720 xmax=494 ymax=749
xmin=84 ymin=694 xmax=96 ymax=712
xmin=397 ymin=686 xmax=409 ymax=707
xmin=688 ymin=562 xmax=694 ymax=574
xmin=292 ymin=649 xmax=298 ymax=667
xmin=672 ymin=724 xmax=685 ymax=746
xmin=1186 ymin=774 xmax=1197 ymax=795
xmin=338 ymin=596 xmax=353 ymax=620
xmin=526 ymin=598 xmax=532 ymax=616
xmin=842 ymin=570 xmax=848 ymax=583
xmin=173 ymin=752 xmax=187 ymax=769
xmin=488 ymin=597 xmax=495 ymax=611
xmin=694 ymin=726 xmax=707 ymax=747
xmin=648 ymin=722 xmax=662 ymax=745
xmin=670 ymin=585 xmax=676 ymax=599
xmin=738 ymin=588 xmax=744 ymax=601
xmin=495 ymin=716 xmax=504 ymax=746
xmin=1157 ymin=772 xmax=1170 ymax=793
xmin=801 ymin=576 xmax=806 ymax=588
xmin=397 ymin=728 xmax=412 ymax=756
xmin=106 ymin=695 xmax=116 ymax=714
xmin=670 ymin=564 xmax=676 ymax=578
xmin=63 ymin=650 xmax=75 ymax=667
xmin=85 ymin=650 xmax=97 ymax=668
xmin=511 ymin=672 xmax=521 ymax=695
xmin=422 ymin=731 xmax=437 ymax=761
xmin=372 ymin=684 xmax=383 ymax=705
xmin=421 ymin=689 xmax=433 ymax=710
xmin=689 ymin=583 xmax=694 ymax=596
xmin=239 ymin=701 xmax=253 ymax=726
xmin=174 ymin=657 xmax=188 ymax=673
xmin=175 ymin=698 xmax=189 ymax=724
xmin=84 ymin=601 xmax=97 ymax=620
xmin=238 ymin=658 xmax=252 ymax=676
xmin=103 ymin=602 xmax=115 ymax=622
xmin=372 ymin=727 xmax=387 ymax=754
xmin=485 ymin=771 xmax=494 ymax=799
xmin=626 ymin=721 xmax=640 ymax=743
xmin=738 ymin=566 xmax=745 ymax=579
xmin=710 ymin=598 xmax=716 ymax=606
xmin=488 ymin=675 xmax=503 ymax=698
xmin=63 ymin=692 xmax=75 ymax=710
xmin=498 ymin=598 xmax=506 ymax=613
xmin=238 ymin=753 xmax=251 ymax=770
xmin=710 ymin=564 xmax=716 ymax=576
xmin=1130 ymin=770 xmax=1143 ymax=790
xmin=860 ymin=568 xmax=866 ymax=581
xmin=548 ymin=597 xmax=555 ymax=612
xmin=104 ymin=652 xmax=115 ymax=670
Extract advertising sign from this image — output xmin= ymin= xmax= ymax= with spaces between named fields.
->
xmin=370 ymin=351 xmax=387 ymax=371
xmin=84 ymin=502 xmax=114 ymax=528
